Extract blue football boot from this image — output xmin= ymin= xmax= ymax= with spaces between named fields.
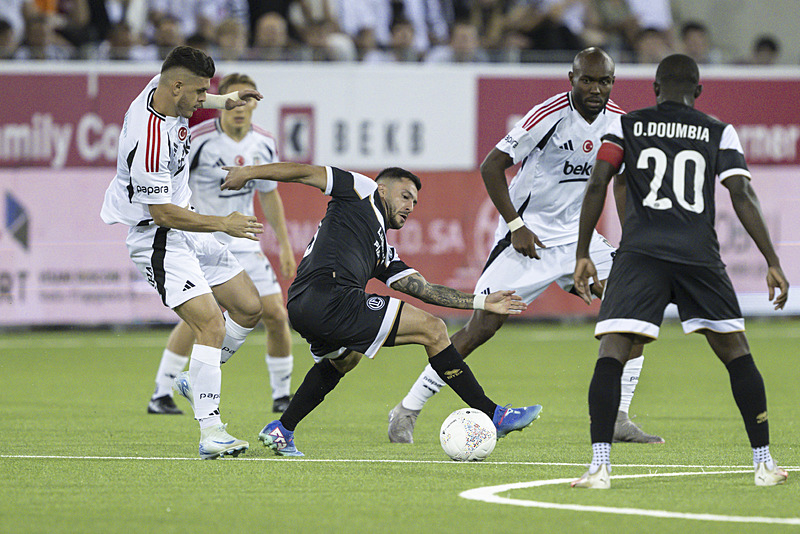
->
xmin=259 ymin=420 xmax=304 ymax=457
xmin=493 ymin=404 xmax=543 ymax=438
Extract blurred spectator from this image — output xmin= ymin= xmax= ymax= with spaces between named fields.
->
xmin=0 ymin=0 xmax=32 ymax=47
xmin=248 ymin=11 xmax=302 ymax=60
xmin=186 ymin=31 xmax=209 ymax=51
xmin=196 ymin=0 xmax=248 ymax=43
xmin=742 ymin=35 xmax=780 ymax=66
xmin=215 ymin=17 xmax=248 ymax=60
xmin=27 ymin=0 xmax=92 ymax=47
xmin=147 ymin=0 xmax=201 ymax=42
xmin=425 ymin=20 xmax=488 ymax=62
xmin=13 ymin=12 xmax=75 ymax=58
xmin=336 ymin=0 xmax=384 ymax=49
xmin=503 ymin=0 xmax=585 ymax=61
xmin=461 ymin=0 xmax=511 ymax=51
xmin=392 ymin=0 xmax=449 ymax=53
xmin=99 ymin=0 xmax=149 ymax=37
xmin=679 ymin=20 xmax=723 ymax=64
xmin=337 ymin=0 xmax=447 ymax=55
xmin=249 ymin=0 xmax=313 ymax=45
xmin=583 ymin=0 xmax=639 ymax=56
xmin=625 ymin=0 xmax=671 ymax=35
xmin=0 ymin=18 xmax=18 ymax=57
xmin=303 ymin=19 xmax=355 ymax=61
xmin=354 ymin=25 xmax=377 ymax=60
xmin=152 ymin=13 xmax=184 ymax=58
xmin=363 ymin=16 xmax=419 ymax=62
xmin=94 ymin=20 xmax=157 ymax=59
xmin=633 ymin=26 xmax=671 ymax=64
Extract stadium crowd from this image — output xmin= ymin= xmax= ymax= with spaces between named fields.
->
xmin=0 ymin=0 xmax=785 ymax=65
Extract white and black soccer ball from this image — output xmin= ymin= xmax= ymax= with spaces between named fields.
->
xmin=440 ymin=408 xmax=497 ymax=461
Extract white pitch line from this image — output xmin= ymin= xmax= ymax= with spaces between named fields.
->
xmin=1 ymin=455 xmax=799 ymax=471
xmin=460 ymin=471 xmax=800 ymax=526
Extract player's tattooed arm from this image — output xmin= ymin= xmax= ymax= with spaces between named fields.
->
xmin=391 ymin=272 xmax=475 ymax=309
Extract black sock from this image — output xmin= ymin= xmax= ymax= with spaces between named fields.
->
xmin=280 ymin=359 xmax=343 ymax=431
xmin=726 ymin=354 xmax=769 ymax=448
xmin=429 ymin=344 xmax=496 ymax=418
xmin=589 ymin=357 xmax=623 ymax=444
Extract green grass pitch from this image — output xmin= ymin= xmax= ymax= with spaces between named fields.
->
xmin=2 ymin=318 xmax=799 ymax=533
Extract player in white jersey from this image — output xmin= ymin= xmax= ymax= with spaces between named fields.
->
xmin=100 ymin=46 xmax=265 ymax=459
xmin=147 ymin=73 xmax=298 ymax=416
xmin=389 ymin=47 xmax=663 ymax=444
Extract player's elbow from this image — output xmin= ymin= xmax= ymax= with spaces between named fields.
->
xmin=148 ymin=205 xmax=171 ymax=227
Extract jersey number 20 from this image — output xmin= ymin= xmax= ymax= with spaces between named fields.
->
xmin=638 ymin=147 xmax=706 ymax=214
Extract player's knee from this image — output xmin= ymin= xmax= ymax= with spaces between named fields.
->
xmin=423 ymin=316 xmax=451 ymax=350
xmin=233 ymin=297 xmax=262 ymax=328
xmin=261 ymin=302 xmax=289 ymax=329
xmin=196 ymin=314 xmax=227 ymax=347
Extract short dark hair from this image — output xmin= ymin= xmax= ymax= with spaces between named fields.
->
xmin=375 ymin=167 xmax=422 ymax=191
xmin=655 ymin=54 xmax=700 ymax=86
xmin=161 ymin=46 xmax=215 ymax=78
xmin=755 ymin=35 xmax=779 ymax=54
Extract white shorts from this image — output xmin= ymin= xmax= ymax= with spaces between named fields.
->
xmin=126 ymin=225 xmax=243 ymax=309
xmin=233 ymin=251 xmax=281 ymax=297
xmin=474 ymin=232 xmax=615 ymax=304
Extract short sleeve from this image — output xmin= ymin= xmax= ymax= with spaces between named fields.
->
xmin=130 ymin=117 xmax=172 ymax=205
xmin=327 ymin=167 xmax=377 ymax=200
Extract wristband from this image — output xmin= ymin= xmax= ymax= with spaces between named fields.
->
xmin=203 ymin=92 xmax=240 ymax=109
xmin=507 ymin=216 xmax=525 ymax=232
xmin=472 ymin=293 xmax=487 ymax=310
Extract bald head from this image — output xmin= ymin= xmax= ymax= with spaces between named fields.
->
xmin=572 ymin=47 xmax=615 ymax=75
xmin=569 ymin=47 xmax=616 ymax=122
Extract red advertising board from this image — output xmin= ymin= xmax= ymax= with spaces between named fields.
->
xmin=477 ymin=76 xmax=800 ymax=166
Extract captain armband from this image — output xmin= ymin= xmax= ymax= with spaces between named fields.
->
xmin=596 ymin=141 xmax=624 ymax=170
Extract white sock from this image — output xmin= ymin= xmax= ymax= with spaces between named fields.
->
xmin=619 ymin=356 xmax=643 ymax=413
xmin=220 ymin=311 xmax=255 ymax=364
xmin=590 ymin=442 xmax=612 ymax=473
xmin=189 ymin=344 xmax=222 ymax=428
xmin=753 ymin=445 xmax=775 ymax=469
xmin=152 ymin=349 xmax=188 ymax=399
xmin=402 ymin=364 xmax=445 ymax=411
xmin=266 ymin=354 xmax=293 ymax=399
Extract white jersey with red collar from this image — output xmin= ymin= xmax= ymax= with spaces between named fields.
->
xmin=187 ymin=118 xmax=280 ymax=253
xmin=100 ymin=74 xmax=193 ymax=227
xmin=493 ymin=91 xmax=625 ymax=247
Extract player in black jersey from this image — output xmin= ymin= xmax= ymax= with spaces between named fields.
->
xmin=221 ymin=162 xmax=543 ymax=456
xmin=571 ymin=54 xmax=789 ymax=488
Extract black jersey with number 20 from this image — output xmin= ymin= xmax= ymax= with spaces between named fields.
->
xmin=602 ymin=101 xmax=751 ymax=267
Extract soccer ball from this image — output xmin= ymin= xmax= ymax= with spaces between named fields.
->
xmin=440 ymin=408 xmax=497 ymax=461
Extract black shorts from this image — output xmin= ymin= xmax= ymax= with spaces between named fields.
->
xmin=596 ymin=251 xmax=744 ymax=340
xmin=287 ymin=282 xmax=404 ymax=360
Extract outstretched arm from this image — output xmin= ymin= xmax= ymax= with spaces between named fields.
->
xmin=724 ymin=175 xmax=789 ymax=309
xmin=573 ymin=158 xmax=616 ymax=304
xmin=390 ymin=272 xmax=526 ymax=314
xmin=481 ymin=148 xmax=545 ymax=259
xmin=258 ymin=189 xmax=296 ymax=278
xmin=148 ymin=203 xmax=263 ymax=240
xmin=222 ymin=162 xmax=328 ymax=192
xmin=202 ymin=88 xmax=263 ymax=110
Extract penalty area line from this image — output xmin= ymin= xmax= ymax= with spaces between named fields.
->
xmin=460 ymin=471 xmax=800 ymax=526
